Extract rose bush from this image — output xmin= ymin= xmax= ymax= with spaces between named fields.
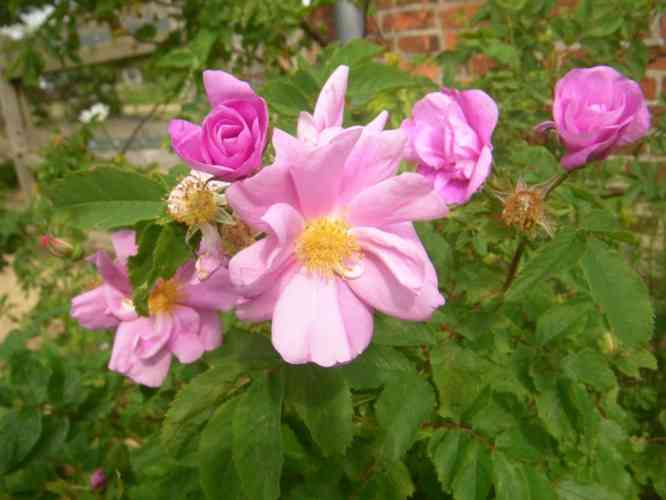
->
xmin=1 ymin=1 xmax=664 ymax=498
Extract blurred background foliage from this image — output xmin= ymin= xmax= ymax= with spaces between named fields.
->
xmin=1 ymin=0 xmax=666 ymax=499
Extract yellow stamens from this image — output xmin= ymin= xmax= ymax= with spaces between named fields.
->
xmin=148 ymin=279 xmax=181 ymax=315
xmin=295 ymin=217 xmax=361 ymax=278
xmin=167 ymin=173 xmax=225 ymax=227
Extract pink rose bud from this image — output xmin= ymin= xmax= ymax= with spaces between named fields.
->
xmin=401 ymin=88 xmax=498 ymax=205
xmin=39 ymin=234 xmax=74 ymax=257
xmin=538 ymin=65 xmax=650 ymax=170
xmin=168 ymin=71 xmax=269 ymax=182
xmin=89 ymin=468 xmax=107 ymax=491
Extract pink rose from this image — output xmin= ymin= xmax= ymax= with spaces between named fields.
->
xmin=70 ymin=231 xmax=238 ymax=387
xmin=169 ymin=71 xmax=269 ymax=181
xmin=226 ymin=66 xmax=447 ymax=368
xmin=401 ymin=88 xmax=498 ymax=205
xmin=539 ymin=66 xmax=650 ymax=170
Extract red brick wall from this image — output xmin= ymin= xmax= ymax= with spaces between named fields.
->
xmin=367 ymin=0 xmax=666 ymax=104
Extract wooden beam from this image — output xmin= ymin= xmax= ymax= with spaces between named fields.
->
xmin=0 ymin=69 xmax=35 ymax=199
xmin=41 ymin=35 xmax=166 ymax=72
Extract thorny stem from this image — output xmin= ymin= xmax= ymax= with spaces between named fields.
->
xmin=501 ymin=170 xmax=571 ymax=294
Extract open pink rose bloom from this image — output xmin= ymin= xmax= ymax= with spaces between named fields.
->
xmin=538 ymin=65 xmax=650 ymax=169
xmin=401 ymin=88 xmax=498 ymax=205
xmin=168 ymin=70 xmax=269 ymax=181
xmin=71 ymin=231 xmax=237 ymax=386
xmin=227 ymin=66 xmax=448 ymax=367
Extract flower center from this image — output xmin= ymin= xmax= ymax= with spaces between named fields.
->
xmin=295 ymin=217 xmax=361 ymax=278
xmin=167 ymin=173 xmax=225 ymax=227
xmin=148 ymin=279 xmax=181 ymax=315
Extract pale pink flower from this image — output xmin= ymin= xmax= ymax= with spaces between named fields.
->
xmin=402 ymin=88 xmax=498 ymax=205
xmin=70 ymin=231 xmax=237 ymax=387
xmin=227 ymin=68 xmax=447 ymax=367
xmin=168 ymin=71 xmax=268 ymax=181
xmin=537 ymin=65 xmax=650 ymax=169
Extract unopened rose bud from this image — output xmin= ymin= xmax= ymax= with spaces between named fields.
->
xmin=90 ymin=468 xmax=107 ymax=492
xmin=39 ymin=234 xmax=75 ymax=257
xmin=600 ymin=331 xmax=618 ymax=354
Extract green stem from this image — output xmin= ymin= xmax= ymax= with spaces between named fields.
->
xmin=502 ymin=237 xmax=527 ymax=293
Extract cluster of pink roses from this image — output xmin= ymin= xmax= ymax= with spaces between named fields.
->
xmin=71 ymin=62 xmax=649 ymax=386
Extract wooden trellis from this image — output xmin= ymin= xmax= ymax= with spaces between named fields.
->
xmin=0 ymin=8 xmax=176 ymax=200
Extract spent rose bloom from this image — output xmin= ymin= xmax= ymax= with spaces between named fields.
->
xmin=168 ymin=71 xmax=268 ymax=181
xmin=401 ymin=88 xmax=498 ymax=205
xmin=226 ymin=68 xmax=447 ymax=367
xmin=538 ymin=66 xmax=650 ymax=169
xmin=70 ymin=231 xmax=237 ymax=387
xmin=166 ymin=170 xmax=231 ymax=280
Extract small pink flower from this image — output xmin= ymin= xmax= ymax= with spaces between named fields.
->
xmin=90 ymin=469 xmax=107 ymax=491
xmin=538 ymin=65 xmax=650 ymax=170
xmin=227 ymin=67 xmax=447 ymax=367
xmin=70 ymin=231 xmax=238 ymax=387
xmin=401 ymin=88 xmax=498 ymax=205
xmin=168 ymin=71 xmax=269 ymax=181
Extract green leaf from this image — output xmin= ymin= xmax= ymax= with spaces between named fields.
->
xmin=373 ymin=313 xmax=436 ymax=346
xmin=535 ymin=302 xmax=591 ymax=345
xmin=48 ymin=167 xmax=166 ymax=230
xmin=0 ymin=408 xmax=42 ymax=474
xmin=335 ymin=344 xmax=414 ymax=390
xmin=562 ymin=349 xmax=616 ymax=392
xmin=415 ymin=222 xmax=452 ymax=285
xmin=261 ymin=80 xmax=311 ymax=118
xmin=506 ymin=230 xmax=586 ymax=301
xmin=9 ymin=352 xmax=51 ymax=405
xmin=233 ymin=371 xmax=284 ymax=500
xmin=376 ymin=372 xmax=435 ymax=462
xmin=431 ymin=342 xmax=491 ymax=420
xmin=451 ymin=439 xmax=492 ymax=500
xmin=485 ymin=41 xmax=520 ymax=67
xmin=199 ymin=398 xmax=246 ymax=500
xmin=357 ymin=461 xmax=415 ymax=500
xmin=162 ymin=364 xmax=243 ymax=458
xmin=428 ymin=430 xmax=470 ymax=492
xmin=557 ymin=480 xmax=624 ymax=500
xmin=613 ymin=347 xmax=657 ymax=378
xmin=128 ymin=223 xmax=192 ymax=315
xmin=493 ymin=453 xmax=557 ymax=500
xmin=581 ymin=239 xmax=654 ymax=346
xmin=535 ymin=381 xmax=576 ymax=442
xmin=322 ymin=39 xmax=384 ymax=73
xmin=492 ymin=452 xmax=529 ymax=500
xmin=208 ymin=328 xmax=282 ymax=371
xmin=347 ymin=62 xmax=433 ymax=106
xmin=285 ymin=365 xmax=352 ymax=456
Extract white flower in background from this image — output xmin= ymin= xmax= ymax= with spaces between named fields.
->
xmin=302 ymin=0 xmax=311 ymax=6
xmin=79 ymin=103 xmax=110 ymax=124
xmin=0 ymin=5 xmax=54 ymax=41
